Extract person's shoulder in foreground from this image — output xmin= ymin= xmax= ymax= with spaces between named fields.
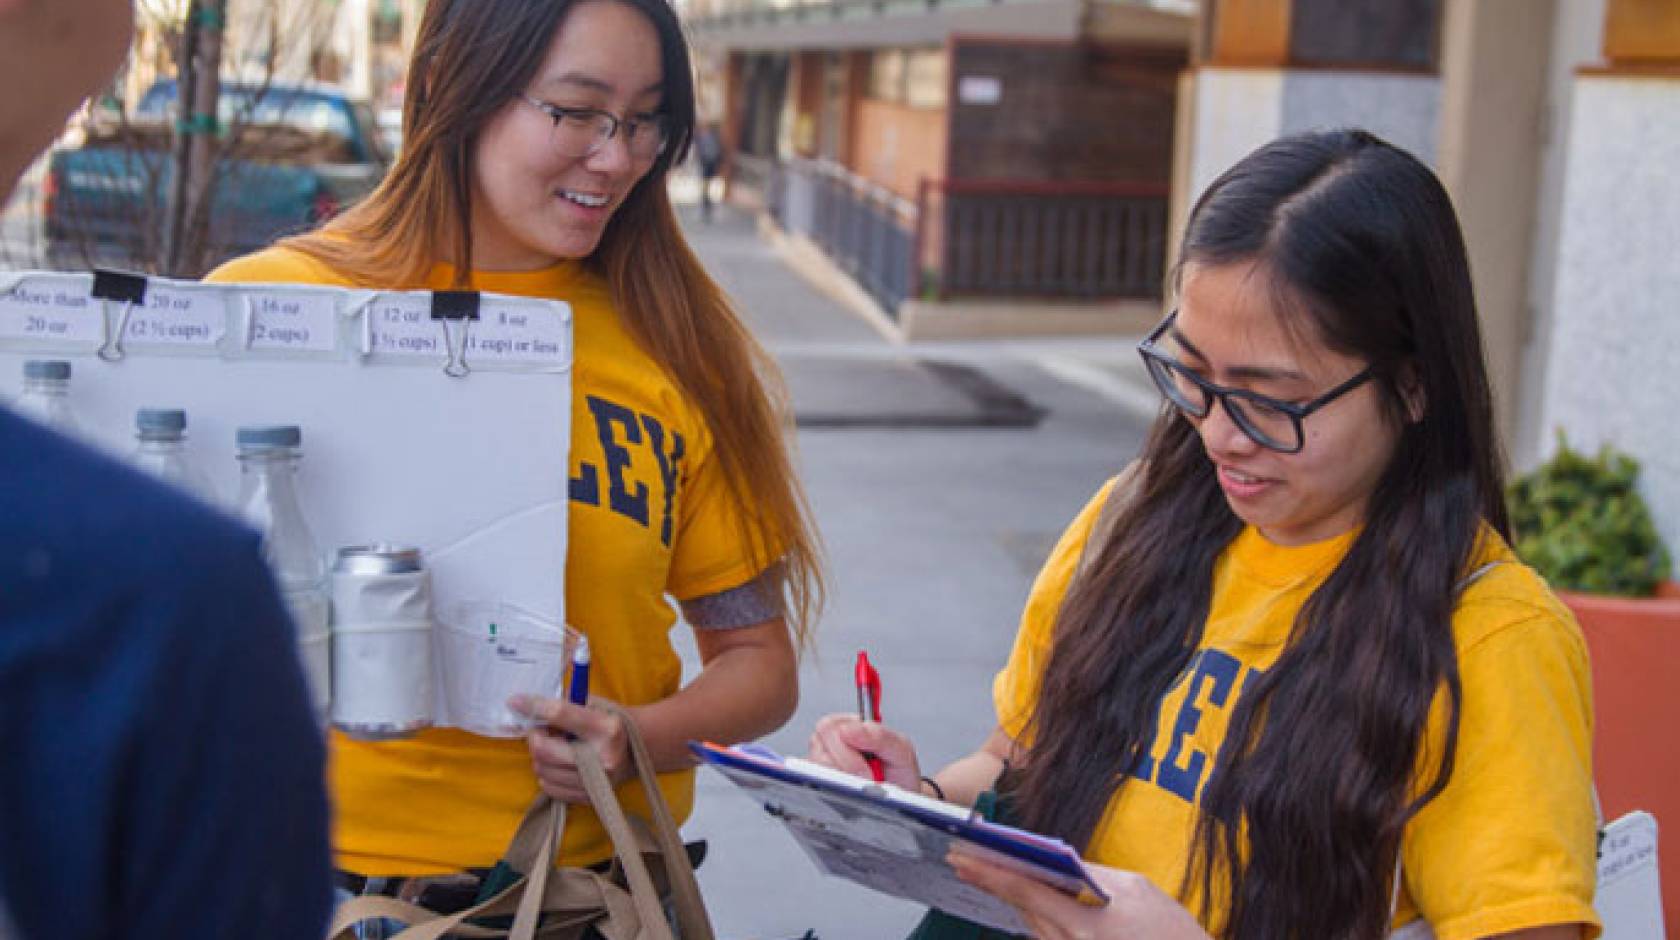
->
xmin=0 ymin=410 xmax=331 ymax=940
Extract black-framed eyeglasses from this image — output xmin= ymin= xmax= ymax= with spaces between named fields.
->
xmin=517 ymin=94 xmax=670 ymax=161
xmin=1136 ymin=310 xmax=1374 ymax=454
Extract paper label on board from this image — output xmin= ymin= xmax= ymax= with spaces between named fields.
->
xmin=466 ymin=301 xmax=570 ymax=367
xmin=122 ymin=284 xmax=223 ymax=348
xmin=367 ymin=296 xmax=446 ymax=360
xmin=0 ymin=282 xmax=103 ymax=345
xmin=248 ymin=292 xmax=339 ymax=352
xmin=1598 ymin=813 xmax=1659 ymax=887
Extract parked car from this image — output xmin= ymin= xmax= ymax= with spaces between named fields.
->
xmin=42 ymin=80 xmax=389 ymax=273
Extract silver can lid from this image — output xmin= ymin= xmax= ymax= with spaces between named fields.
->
xmin=334 ymin=543 xmax=423 ymax=574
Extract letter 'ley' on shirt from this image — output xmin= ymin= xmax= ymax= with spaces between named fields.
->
xmin=994 ymin=477 xmax=1601 ymax=940
xmin=207 ymin=248 xmax=779 ymax=876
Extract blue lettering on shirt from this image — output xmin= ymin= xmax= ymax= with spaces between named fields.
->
xmin=585 ymin=396 xmax=650 ymax=527
xmin=639 ymin=413 xmax=686 ymax=547
xmin=571 ymin=395 xmax=689 ymax=538
xmin=569 ymin=464 xmax=600 ymax=506
xmin=1156 ymin=649 xmax=1242 ymax=803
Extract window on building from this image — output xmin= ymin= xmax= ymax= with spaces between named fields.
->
xmin=1289 ymin=0 xmax=1439 ymax=69
xmin=869 ymin=50 xmax=906 ymax=102
xmin=904 ymin=49 xmax=948 ymax=109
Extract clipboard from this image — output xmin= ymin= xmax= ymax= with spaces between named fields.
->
xmin=0 ymin=268 xmax=575 ymax=733
xmin=1595 ymin=811 xmax=1665 ymax=939
xmin=691 ymin=741 xmax=1108 ymax=935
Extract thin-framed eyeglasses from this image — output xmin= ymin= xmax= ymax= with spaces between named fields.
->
xmin=517 ymin=94 xmax=669 ymax=161
xmin=1136 ymin=309 xmax=1374 ymax=454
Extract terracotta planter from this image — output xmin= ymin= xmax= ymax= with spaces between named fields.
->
xmin=1560 ymin=580 xmax=1680 ymax=928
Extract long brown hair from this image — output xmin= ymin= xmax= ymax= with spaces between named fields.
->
xmin=1012 ymin=130 xmax=1507 ymax=938
xmin=281 ymin=0 xmax=823 ymax=640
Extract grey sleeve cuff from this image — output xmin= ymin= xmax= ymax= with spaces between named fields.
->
xmin=680 ymin=564 xmax=785 ymax=630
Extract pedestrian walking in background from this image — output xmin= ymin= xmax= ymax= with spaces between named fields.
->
xmin=696 ymin=121 xmax=724 ymax=222
xmin=807 ymin=129 xmax=1598 ymax=940
xmin=205 ymin=0 xmax=826 ymax=932
xmin=0 ymin=1 xmax=332 ymax=937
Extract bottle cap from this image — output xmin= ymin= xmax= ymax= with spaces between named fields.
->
xmin=235 ymin=425 xmax=302 ymax=450
xmin=24 ymin=360 xmax=71 ymax=381
xmin=136 ymin=408 xmax=187 ymax=439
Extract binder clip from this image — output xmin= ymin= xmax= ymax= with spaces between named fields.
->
xmin=431 ymin=289 xmax=480 ymax=378
xmin=91 ymin=268 xmax=147 ymax=362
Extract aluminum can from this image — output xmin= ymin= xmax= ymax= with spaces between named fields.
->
xmin=330 ymin=543 xmax=434 ymax=740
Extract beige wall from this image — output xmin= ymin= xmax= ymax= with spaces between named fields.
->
xmin=851 ymin=98 xmax=946 ymax=200
xmin=1436 ymin=0 xmax=1557 ymax=454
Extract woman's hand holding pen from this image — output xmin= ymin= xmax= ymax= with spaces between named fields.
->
xmin=807 ymin=713 xmax=923 ymax=792
xmin=947 ymin=851 xmax=1212 ymax=940
xmin=509 ymin=694 xmax=633 ymax=803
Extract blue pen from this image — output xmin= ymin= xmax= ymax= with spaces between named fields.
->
xmin=567 ymin=635 xmax=591 ymax=708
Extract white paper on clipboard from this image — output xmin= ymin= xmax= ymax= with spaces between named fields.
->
xmin=693 ymin=741 xmax=1109 ymax=935
xmin=0 ymin=270 xmax=575 ymax=732
xmin=1595 ymin=811 xmax=1665 ymax=939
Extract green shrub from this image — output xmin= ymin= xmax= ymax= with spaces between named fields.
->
xmin=918 ymin=268 xmax=941 ymax=301
xmin=1508 ymin=433 xmax=1672 ymax=597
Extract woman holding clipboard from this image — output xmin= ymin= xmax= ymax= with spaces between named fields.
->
xmin=808 ymin=131 xmax=1598 ymax=940
xmin=208 ymin=0 xmax=823 ymax=924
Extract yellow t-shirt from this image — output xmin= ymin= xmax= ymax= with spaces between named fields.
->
xmin=995 ymin=478 xmax=1601 ymax=940
xmin=207 ymin=247 xmax=772 ymax=874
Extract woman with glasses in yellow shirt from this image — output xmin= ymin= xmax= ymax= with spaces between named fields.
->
xmin=208 ymin=0 xmax=823 ymax=927
xmin=809 ymin=130 xmax=1598 ymax=940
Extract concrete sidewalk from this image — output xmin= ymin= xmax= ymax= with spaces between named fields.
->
xmin=670 ymin=182 xmax=1161 ymax=429
xmin=665 ymin=181 xmax=1159 ymax=940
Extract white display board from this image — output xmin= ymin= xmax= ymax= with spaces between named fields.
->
xmin=0 ymin=269 xmax=574 ymax=631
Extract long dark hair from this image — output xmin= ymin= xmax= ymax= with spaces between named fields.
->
xmin=1012 ymin=130 xmax=1507 ymax=939
xmin=283 ymin=0 xmax=824 ymax=639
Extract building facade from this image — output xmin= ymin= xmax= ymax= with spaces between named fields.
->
xmin=1183 ymin=0 xmax=1679 ymax=560
xmin=688 ymin=0 xmax=1197 ymax=336
xmin=690 ymin=0 xmax=1680 ymax=566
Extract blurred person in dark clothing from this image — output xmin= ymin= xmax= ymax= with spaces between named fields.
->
xmin=695 ymin=120 xmax=724 ymax=222
xmin=0 ymin=1 xmax=332 ymax=937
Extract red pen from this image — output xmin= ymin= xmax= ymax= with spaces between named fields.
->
xmin=855 ymin=650 xmax=885 ymax=782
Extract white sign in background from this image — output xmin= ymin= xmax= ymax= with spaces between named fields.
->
xmin=958 ymin=75 xmax=1003 ymax=106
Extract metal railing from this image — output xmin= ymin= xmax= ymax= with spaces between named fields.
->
xmin=764 ymin=159 xmax=1169 ymax=312
xmin=921 ymin=179 xmax=1169 ymax=301
xmin=774 ymin=157 xmax=916 ymax=317
xmin=684 ymin=0 xmax=1193 ymax=30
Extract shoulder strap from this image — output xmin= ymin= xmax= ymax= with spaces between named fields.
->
xmin=331 ymin=704 xmax=707 ymax=940
xmin=1454 ymin=561 xmax=1502 ymax=596
xmin=604 ymin=700 xmax=717 ymax=940
xmin=1073 ymin=460 xmax=1145 ymax=584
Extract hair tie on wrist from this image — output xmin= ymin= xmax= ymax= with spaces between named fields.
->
xmin=920 ymin=775 xmax=946 ymax=801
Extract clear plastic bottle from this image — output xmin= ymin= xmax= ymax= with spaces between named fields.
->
xmin=13 ymin=360 xmax=78 ymax=434
xmin=131 ymin=408 xmax=216 ymax=502
xmin=235 ymin=425 xmax=331 ymax=719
